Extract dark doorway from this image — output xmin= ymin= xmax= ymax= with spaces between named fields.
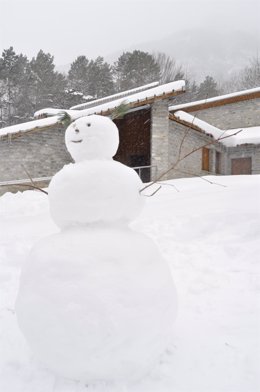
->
xmin=231 ymin=157 xmax=252 ymax=175
xmin=114 ymin=108 xmax=151 ymax=182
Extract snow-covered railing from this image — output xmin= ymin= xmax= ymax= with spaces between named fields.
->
xmin=0 ymin=165 xmax=156 ymax=192
xmin=0 ymin=176 xmax=51 ymax=195
xmin=132 ymin=165 xmax=158 ymax=182
xmin=0 ymin=176 xmax=52 ymax=187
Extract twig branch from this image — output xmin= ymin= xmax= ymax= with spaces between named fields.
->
xmin=142 ymin=185 xmax=162 ymax=197
xmin=21 ymin=165 xmax=49 ymax=195
xmin=157 ymin=182 xmax=180 ymax=192
xmin=174 ymin=169 xmax=227 ymax=187
xmin=1 ymin=182 xmax=49 ymax=194
xmin=176 ymin=94 xmax=209 ymax=163
xmin=110 ymin=101 xmax=129 ymax=120
xmin=21 ymin=164 xmax=36 ymax=187
xmin=177 ymin=112 xmax=198 ymax=162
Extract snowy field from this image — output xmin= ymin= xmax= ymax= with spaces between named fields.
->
xmin=0 ymin=175 xmax=259 ymax=392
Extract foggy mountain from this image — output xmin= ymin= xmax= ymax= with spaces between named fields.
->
xmin=57 ymin=28 xmax=259 ymax=83
xmin=107 ymin=28 xmax=259 ymax=82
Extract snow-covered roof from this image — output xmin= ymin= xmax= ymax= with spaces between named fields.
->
xmin=0 ymin=116 xmax=60 ymax=138
xmin=224 ymin=126 xmax=260 ymax=147
xmin=34 ymin=108 xmax=79 ymax=119
xmin=35 ymin=80 xmax=184 ymax=120
xmin=66 ymin=80 xmax=185 ymax=119
xmin=34 ymin=90 xmax=159 ymax=119
xmin=0 ymin=80 xmax=185 ymax=137
xmin=173 ymin=110 xmax=260 ymax=147
xmin=70 ymin=81 xmax=160 ymax=110
xmin=169 ymin=87 xmax=260 ymax=112
xmin=173 ymin=111 xmax=224 ymax=138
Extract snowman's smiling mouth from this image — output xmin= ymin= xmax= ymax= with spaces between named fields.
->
xmin=71 ymin=140 xmax=83 ymax=143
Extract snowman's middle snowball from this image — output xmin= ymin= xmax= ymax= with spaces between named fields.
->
xmin=49 ymin=160 xmax=144 ymax=228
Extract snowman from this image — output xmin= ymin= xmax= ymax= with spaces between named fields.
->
xmin=15 ymin=114 xmax=177 ymax=383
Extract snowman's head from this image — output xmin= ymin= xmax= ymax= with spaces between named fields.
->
xmin=65 ymin=115 xmax=119 ymax=162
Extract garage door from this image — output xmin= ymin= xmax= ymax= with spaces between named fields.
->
xmin=231 ymin=157 xmax=252 ymax=175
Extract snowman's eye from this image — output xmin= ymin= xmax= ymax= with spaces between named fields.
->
xmin=75 ymin=129 xmax=80 ymax=133
xmin=87 ymin=123 xmax=91 ymax=127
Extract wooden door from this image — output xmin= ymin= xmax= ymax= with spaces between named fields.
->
xmin=202 ymin=148 xmax=210 ymax=171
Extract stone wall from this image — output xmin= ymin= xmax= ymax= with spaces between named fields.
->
xmin=151 ymin=100 xmax=170 ymax=180
xmin=0 ymin=126 xmax=72 ymax=183
xmin=174 ymin=97 xmax=260 ymax=178
xmin=168 ymin=121 xmax=224 ymax=179
xmin=226 ymin=145 xmax=260 ymax=174
xmin=191 ymin=98 xmax=260 ymax=129
xmin=168 ymin=120 xmax=260 ymax=178
xmin=151 ymin=96 xmax=260 ymax=181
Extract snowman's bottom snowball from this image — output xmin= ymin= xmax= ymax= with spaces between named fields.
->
xmin=16 ymin=227 xmax=177 ymax=383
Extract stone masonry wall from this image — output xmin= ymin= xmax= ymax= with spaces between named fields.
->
xmin=0 ymin=126 xmax=72 ymax=183
xmin=152 ymin=97 xmax=260 ymax=181
xmin=226 ymin=145 xmax=260 ymax=174
xmin=190 ymin=98 xmax=260 ymax=129
xmin=187 ymin=98 xmax=260 ymax=176
xmin=168 ymin=121 xmax=224 ymax=179
xmin=151 ymin=100 xmax=170 ymax=180
xmin=169 ymin=121 xmax=260 ymax=178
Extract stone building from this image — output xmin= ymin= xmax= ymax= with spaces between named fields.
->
xmin=169 ymin=87 xmax=260 ymax=177
xmin=0 ymin=81 xmax=185 ymax=193
xmin=0 ymin=81 xmax=259 ymax=194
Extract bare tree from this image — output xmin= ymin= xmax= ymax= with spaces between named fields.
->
xmin=240 ymin=55 xmax=260 ymax=89
xmin=153 ymin=52 xmax=184 ymax=84
xmin=219 ymin=73 xmax=241 ymax=94
xmin=220 ymin=55 xmax=260 ymax=94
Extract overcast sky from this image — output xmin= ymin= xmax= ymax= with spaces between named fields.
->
xmin=0 ymin=0 xmax=259 ymax=66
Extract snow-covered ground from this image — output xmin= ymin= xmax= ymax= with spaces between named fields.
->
xmin=0 ymin=175 xmax=259 ymax=392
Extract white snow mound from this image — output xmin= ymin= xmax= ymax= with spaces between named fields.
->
xmin=15 ymin=227 xmax=177 ymax=383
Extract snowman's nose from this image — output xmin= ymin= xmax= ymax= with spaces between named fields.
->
xmin=75 ymin=129 xmax=80 ymax=133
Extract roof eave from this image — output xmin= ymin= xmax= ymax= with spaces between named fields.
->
xmin=170 ymin=88 xmax=260 ymax=113
xmin=97 ymin=89 xmax=185 ymax=117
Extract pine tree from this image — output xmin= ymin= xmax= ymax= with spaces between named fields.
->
xmin=30 ymin=50 xmax=67 ymax=111
xmin=68 ymin=55 xmax=114 ymax=101
xmin=12 ymin=56 xmax=35 ymax=122
xmin=113 ymin=50 xmax=160 ymax=91
xmin=0 ymin=47 xmax=32 ymax=124
xmin=0 ymin=47 xmax=18 ymax=81
xmin=197 ymin=75 xmax=219 ymax=100
xmin=0 ymin=47 xmax=18 ymax=122
xmin=68 ymin=55 xmax=89 ymax=95
xmin=87 ymin=57 xmax=114 ymax=98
